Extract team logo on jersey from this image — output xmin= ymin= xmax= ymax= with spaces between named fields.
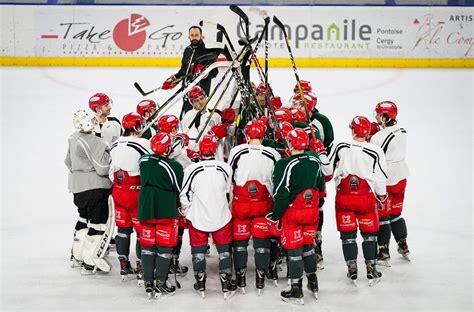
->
xmin=237 ymin=224 xmax=248 ymax=233
xmin=342 ymin=215 xmax=352 ymax=224
xmin=294 ymin=230 xmax=302 ymax=240
xmin=142 ymin=229 xmax=152 ymax=239
xmin=113 ymin=14 xmax=150 ymax=52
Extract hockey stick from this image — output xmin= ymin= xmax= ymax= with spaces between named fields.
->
xmin=194 ymin=71 xmax=235 ymax=143
xmin=273 ymin=16 xmax=318 ymax=142
xmin=230 ymin=4 xmax=250 ymax=39
xmin=133 ymin=74 xmax=190 ymax=97
xmin=141 ymin=61 xmax=233 ymax=133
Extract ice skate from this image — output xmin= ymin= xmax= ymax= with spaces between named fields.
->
xmin=397 ymin=238 xmax=410 ymax=261
xmin=220 ymin=272 xmax=237 ymax=300
xmin=155 ymin=279 xmax=176 ymax=298
xmin=281 ymin=280 xmax=304 ymax=305
xmin=306 ymin=273 xmax=319 ymax=300
xmin=194 ymin=272 xmax=207 ymax=299
xmin=119 ymin=258 xmax=136 ymax=282
xmin=145 ymin=281 xmax=155 ymax=300
xmin=136 ymin=261 xmax=144 ymax=287
xmin=80 ymin=263 xmax=101 ymax=275
xmin=70 ymin=254 xmax=82 ymax=268
xmin=235 ymin=268 xmax=246 ymax=294
xmin=256 ymin=269 xmax=265 ymax=295
xmin=346 ymin=260 xmax=358 ymax=286
xmin=168 ymin=257 xmax=189 ymax=277
xmin=266 ymin=261 xmax=279 ymax=287
xmin=366 ymin=262 xmax=382 ymax=287
xmin=376 ymin=244 xmax=391 ymax=267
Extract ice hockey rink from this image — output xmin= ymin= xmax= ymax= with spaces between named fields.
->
xmin=0 ymin=65 xmax=472 ymax=311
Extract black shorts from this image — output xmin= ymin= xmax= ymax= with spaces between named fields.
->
xmin=73 ymin=188 xmax=111 ymax=224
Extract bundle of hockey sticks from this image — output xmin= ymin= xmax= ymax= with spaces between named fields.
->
xmin=133 ymin=4 xmax=317 ymax=148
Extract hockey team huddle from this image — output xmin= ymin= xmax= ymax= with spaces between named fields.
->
xmin=65 ymin=80 xmax=410 ymax=305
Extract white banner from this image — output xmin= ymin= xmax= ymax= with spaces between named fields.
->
xmin=1 ymin=5 xmax=473 ymax=59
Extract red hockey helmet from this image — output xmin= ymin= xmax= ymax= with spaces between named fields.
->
xmin=287 ymin=128 xmax=309 ymax=150
xmin=256 ymin=116 xmax=269 ymax=130
xmin=292 ymin=92 xmax=317 ymax=111
xmin=89 ymin=93 xmax=111 ymax=112
xmin=188 ymin=86 xmax=206 ymax=102
xmin=150 ymin=132 xmax=173 ymax=156
xmin=270 ymin=96 xmax=283 ymax=109
xmin=275 ymin=121 xmax=294 ymax=142
xmin=245 ymin=120 xmax=266 ymax=139
xmin=256 ymin=82 xmax=272 ymax=95
xmin=294 ymin=80 xmax=312 ymax=93
xmin=291 ymin=108 xmax=307 ymax=123
xmin=350 ymin=116 xmax=371 ymax=138
xmin=274 ymin=108 xmax=293 ymax=124
xmin=199 ymin=134 xmax=218 ymax=156
xmin=136 ymin=99 xmax=158 ymax=117
xmin=122 ymin=112 xmax=145 ymax=130
xmin=375 ymin=100 xmax=398 ymax=120
xmin=221 ymin=107 xmax=236 ymax=123
xmin=157 ymin=115 xmax=179 ymax=133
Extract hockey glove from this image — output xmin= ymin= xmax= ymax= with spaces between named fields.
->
xmin=310 ymin=139 xmax=326 ymax=155
xmin=265 ymin=212 xmax=283 ymax=237
xmin=209 ymin=123 xmax=229 ymax=140
xmin=376 ymin=194 xmax=390 ymax=212
xmin=174 ymin=133 xmax=189 ymax=148
xmin=186 ymin=149 xmax=201 ymax=163
xmin=221 ymin=108 xmax=236 ymax=123
xmin=162 ymin=75 xmax=179 ymax=90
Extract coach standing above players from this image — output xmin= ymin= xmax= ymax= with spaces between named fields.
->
xmin=164 ymin=26 xmax=219 ymax=119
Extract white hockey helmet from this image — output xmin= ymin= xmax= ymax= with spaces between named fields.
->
xmin=73 ymin=109 xmax=96 ymax=132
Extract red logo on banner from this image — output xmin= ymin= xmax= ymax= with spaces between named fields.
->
xmin=113 ymin=14 xmax=150 ymax=51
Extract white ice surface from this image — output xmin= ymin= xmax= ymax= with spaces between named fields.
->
xmin=1 ymin=66 xmax=473 ymax=311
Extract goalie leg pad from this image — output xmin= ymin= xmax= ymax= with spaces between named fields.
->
xmin=72 ymin=228 xmax=88 ymax=261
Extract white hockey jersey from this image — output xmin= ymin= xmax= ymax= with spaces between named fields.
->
xmin=228 ymin=144 xmax=281 ymax=194
xmin=179 ymin=159 xmax=232 ymax=232
xmin=181 ymin=109 xmax=220 ymax=151
xmin=95 ymin=116 xmax=122 ymax=146
xmin=370 ymin=124 xmax=409 ymax=186
xmin=320 ymin=140 xmax=388 ymax=196
xmin=109 ymin=136 xmax=152 ymax=182
xmin=169 ymin=138 xmax=192 ymax=169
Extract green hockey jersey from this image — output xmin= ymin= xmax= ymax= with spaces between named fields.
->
xmin=138 ymin=154 xmax=183 ymax=221
xmin=272 ymin=151 xmax=325 ymax=221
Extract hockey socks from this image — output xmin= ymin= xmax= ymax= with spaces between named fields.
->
xmin=302 ymin=244 xmax=317 ymax=274
xmin=141 ymin=247 xmax=156 ymax=283
xmin=155 ymin=246 xmax=173 ymax=281
xmin=115 ymin=227 xmax=133 ymax=259
xmin=216 ymin=244 xmax=232 ymax=273
xmin=191 ymin=245 xmax=208 ymax=273
xmin=287 ymin=247 xmax=304 ymax=280
xmin=361 ymin=233 xmax=378 ymax=262
xmin=377 ymin=216 xmax=392 ymax=245
xmin=233 ymin=240 xmax=249 ymax=270
xmin=253 ymin=238 xmax=271 ymax=271
xmin=390 ymin=215 xmax=408 ymax=242
xmin=341 ymin=231 xmax=358 ymax=262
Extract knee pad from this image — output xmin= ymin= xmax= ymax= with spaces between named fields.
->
xmin=251 ymin=216 xmax=271 ymax=239
xmin=233 ymin=218 xmax=251 ymax=241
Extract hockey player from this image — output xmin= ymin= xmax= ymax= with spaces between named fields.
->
xmin=156 ymin=114 xmax=191 ymax=275
xmin=291 ymin=90 xmax=334 ymax=269
xmin=136 ymin=99 xmax=159 ymax=140
xmin=268 ymin=128 xmax=324 ymax=304
xmin=228 ymin=120 xmax=281 ymax=295
xmin=88 ymin=93 xmax=122 ymax=146
xmin=319 ymin=116 xmax=388 ymax=286
xmin=138 ymin=132 xmax=184 ymax=299
xmin=181 ymin=86 xmax=221 ymax=153
xmin=370 ymin=101 xmax=410 ymax=264
xmin=65 ymin=109 xmax=113 ymax=274
xmin=179 ymin=134 xmax=236 ymax=299
xmin=109 ymin=112 xmax=152 ymax=284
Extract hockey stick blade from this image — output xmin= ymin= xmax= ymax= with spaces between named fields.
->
xmin=272 ymin=16 xmax=288 ymax=37
xmin=230 ymin=4 xmax=249 ymax=24
xmin=134 ymin=82 xmax=148 ymax=96
xmin=249 ymin=6 xmax=269 ymax=19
